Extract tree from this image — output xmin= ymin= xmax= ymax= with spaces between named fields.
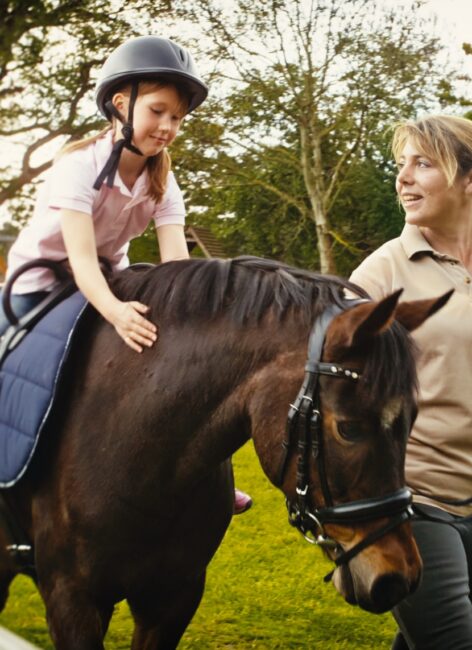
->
xmin=171 ymin=0 xmax=462 ymax=273
xmin=171 ymin=93 xmax=402 ymax=275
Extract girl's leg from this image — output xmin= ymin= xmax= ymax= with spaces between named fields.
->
xmin=392 ymin=506 xmax=472 ymax=650
xmin=234 ymin=488 xmax=252 ymax=514
xmin=0 ymin=290 xmax=48 ymax=336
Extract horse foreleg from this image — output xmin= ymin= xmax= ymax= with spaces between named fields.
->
xmin=0 ymin=565 xmax=15 ymax=613
xmin=0 ymin=528 xmax=17 ymax=612
xmin=39 ymin=576 xmax=113 ymax=650
xmin=129 ymin=573 xmax=206 ymax=650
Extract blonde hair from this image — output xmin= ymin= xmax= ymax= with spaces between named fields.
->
xmin=57 ymin=80 xmax=189 ymax=203
xmin=392 ymin=115 xmax=472 ymax=186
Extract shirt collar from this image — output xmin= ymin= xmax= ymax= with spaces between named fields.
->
xmin=400 ymin=224 xmax=459 ymax=263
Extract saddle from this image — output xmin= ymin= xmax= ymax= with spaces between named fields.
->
xmin=0 ymin=259 xmax=88 ymax=574
xmin=0 ymin=259 xmax=153 ymax=573
xmin=1 ymin=259 xmax=82 ymax=363
xmin=0 ymin=259 xmax=92 ymax=486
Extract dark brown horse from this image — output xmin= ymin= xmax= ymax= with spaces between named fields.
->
xmin=0 ymin=256 xmax=448 ymax=649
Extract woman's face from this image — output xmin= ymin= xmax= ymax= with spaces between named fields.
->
xmin=395 ymin=139 xmax=470 ymax=230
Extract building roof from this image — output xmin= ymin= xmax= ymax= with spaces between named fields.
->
xmin=185 ymin=226 xmax=226 ymax=259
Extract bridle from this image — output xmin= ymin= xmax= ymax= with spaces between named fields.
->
xmin=277 ymin=302 xmax=414 ymax=582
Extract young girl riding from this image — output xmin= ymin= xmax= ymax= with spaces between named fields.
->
xmin=2 ymin=36 xmax=203 ymax=352
xmin=1 ymin=35 xmax=252 ymax=514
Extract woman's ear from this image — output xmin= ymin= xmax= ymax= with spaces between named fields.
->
xmin=463 ymin=170 xmax=472 ymax=195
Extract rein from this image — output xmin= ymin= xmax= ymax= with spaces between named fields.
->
xmin=278 ymin=302 xmax=413 ymax=582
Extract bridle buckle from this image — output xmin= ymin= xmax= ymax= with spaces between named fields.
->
xmin=306 ymin=512 xmax=338 ymax=549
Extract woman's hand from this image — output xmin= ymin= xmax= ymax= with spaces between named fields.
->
xmin=111 ymin=301 xmax=158 ymax=353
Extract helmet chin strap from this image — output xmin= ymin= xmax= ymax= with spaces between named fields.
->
xmin=93 ymin=80 xmax=143 ymax=190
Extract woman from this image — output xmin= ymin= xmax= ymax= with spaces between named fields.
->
xmin=350 ymin=115 xmax=472 ymax=649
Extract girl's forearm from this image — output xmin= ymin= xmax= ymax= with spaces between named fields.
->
xmin=60 ymin=209 xmax=122 ymax=324
xmin=70 ymin=258 xmax=121 ymax=323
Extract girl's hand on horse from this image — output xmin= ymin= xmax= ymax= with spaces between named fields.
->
xmin=112 ymin=301 xmax=158 ymax=353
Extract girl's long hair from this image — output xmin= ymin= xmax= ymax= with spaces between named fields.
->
xmin=57 ymin=80 xmax=188 ymax=204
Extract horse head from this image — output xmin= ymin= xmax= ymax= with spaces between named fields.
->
xmin=313 ymin=289 xmax=451 ymax=612
xmin=249 ymin=286 xmax=452 ymax=614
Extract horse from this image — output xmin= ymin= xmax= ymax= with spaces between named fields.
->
xmin=0 ymin=255 xmax=449 ymax=649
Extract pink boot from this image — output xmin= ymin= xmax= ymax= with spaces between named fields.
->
xmin=234 ymin=488 xmax=253 ymax=514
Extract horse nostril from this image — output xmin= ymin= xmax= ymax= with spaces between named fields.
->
xmin=368 ymin=573 xmax=411 ymax=614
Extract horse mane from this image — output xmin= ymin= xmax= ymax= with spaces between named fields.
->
xmin=110 ymin=256 xmax=416 ymax=405
xmin=110 ymin=256 xmax=368 ymax=326
xmin=361 ymin=320 xmax=418 ymax=409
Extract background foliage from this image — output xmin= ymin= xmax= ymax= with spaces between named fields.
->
xmin=1 ymin=0 xmax=471 ymax=274
xmin=170 ymin=0 xmax=470 ymax=272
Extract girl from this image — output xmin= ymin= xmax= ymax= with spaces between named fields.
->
xmin=2 ymin=35 xmax=252 ymax=514
xmin=2 ymin=36 xmax=206 ymax=352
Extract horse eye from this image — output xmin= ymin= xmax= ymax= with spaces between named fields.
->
xmin=336 ymin=421 xmax=365 ymax=442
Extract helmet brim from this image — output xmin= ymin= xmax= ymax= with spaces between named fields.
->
xmin=96 ymin=70 xmax=208 ymax=119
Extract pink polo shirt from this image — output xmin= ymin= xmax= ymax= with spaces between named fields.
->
xmin=7 ymin=130 xmax=186 ymax=293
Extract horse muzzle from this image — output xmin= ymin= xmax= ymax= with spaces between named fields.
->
xmin=330 ymin=528 xmax=422 ymax=614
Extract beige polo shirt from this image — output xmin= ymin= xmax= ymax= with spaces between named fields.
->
xmin=350 ymin=224 xmax=472 ymax=516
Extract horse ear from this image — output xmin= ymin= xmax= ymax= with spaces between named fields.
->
xmin=346 ymin=289 xmax=404 ymax=349
xmin=393 ymin=289 xmax=454 ymax=332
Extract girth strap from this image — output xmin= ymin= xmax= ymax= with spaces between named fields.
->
xmin=0 ymin=495 xmax=35 ymax=578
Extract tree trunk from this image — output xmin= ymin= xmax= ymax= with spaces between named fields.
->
xmin=299 ymin=123 xmax=336 ymax=274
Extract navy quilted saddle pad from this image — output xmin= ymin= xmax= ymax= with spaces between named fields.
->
xmin=0 ymin=291 xmax=88 ymax=487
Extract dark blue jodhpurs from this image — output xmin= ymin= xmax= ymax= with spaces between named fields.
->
xmin=392 ymin=503 xmax=472 ymax=649
xmin=0 ymin=290 xmax=48 ymax=336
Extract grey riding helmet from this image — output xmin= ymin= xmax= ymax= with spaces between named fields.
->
xmin=93 ymin=36 xmax=208 ymax=189
xmin=95 ymin=35 xmax=208 ymax=118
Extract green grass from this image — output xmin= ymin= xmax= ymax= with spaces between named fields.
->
xmin=0 ymin=442 xmax=397 ymax=648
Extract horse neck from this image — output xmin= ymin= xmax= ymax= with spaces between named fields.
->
xmin=169 ymin=314 xmax=308 ymax=486
xmin=154 ymin=315 xmax=298 ymax=479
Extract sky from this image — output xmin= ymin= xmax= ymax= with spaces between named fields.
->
xmin=425 ymin=0 xmax=472 ymax=41
xmin=417 ymin=0 xmax=472 ymax=73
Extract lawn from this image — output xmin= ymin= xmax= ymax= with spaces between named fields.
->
xmin=0 ymin=442 xmax=398 ymax=648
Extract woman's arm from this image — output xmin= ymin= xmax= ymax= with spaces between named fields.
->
xmin=60 ymin=208 xmax=157 ymax=353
